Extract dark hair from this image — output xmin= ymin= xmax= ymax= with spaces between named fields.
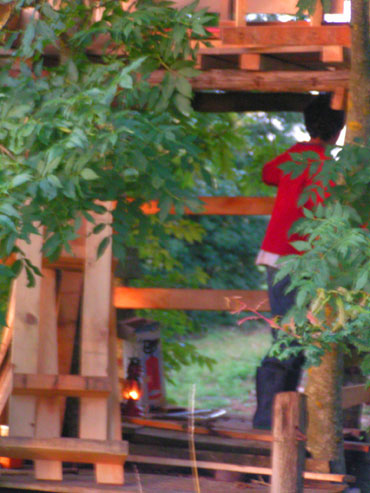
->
xmin=304 ymin=93 xmax=345 ymax=142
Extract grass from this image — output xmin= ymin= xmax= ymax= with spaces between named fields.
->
xmin=166 ymin=322 xmax=271 ymax=413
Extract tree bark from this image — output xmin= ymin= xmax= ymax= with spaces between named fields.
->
xmin=346 ymin=0 xmax=370 ymax=142
xmin=306 ymin=346 xmax=345 ymax=473
xmin=342 ymin=0 xmax=370 ymax=428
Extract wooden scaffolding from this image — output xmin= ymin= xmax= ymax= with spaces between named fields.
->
xmin=0 ymin=0 xmax=364 ymax=490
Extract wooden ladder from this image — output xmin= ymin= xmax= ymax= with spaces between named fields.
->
xmin=0 ymin=205 xmax=128 ymax=485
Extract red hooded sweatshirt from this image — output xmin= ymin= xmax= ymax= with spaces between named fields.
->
xmin=260 ymin=141 xmax=330 ymax=256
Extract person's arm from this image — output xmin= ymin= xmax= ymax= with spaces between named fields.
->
xmin=262 ymin=154 xmax=285 ymax=186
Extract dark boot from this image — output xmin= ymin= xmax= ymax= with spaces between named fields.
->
xmin=252 ymin=362 xmax=288 ymax=430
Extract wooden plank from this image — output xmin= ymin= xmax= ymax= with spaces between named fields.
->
xmin=114 ymin=287 xmax=270 ymax=312
xmin=331 ymin=88 xmax=347 ymax=111
xmin=34 ymin=268 xmax=62 ymax=481
xmin=320 ymin=46 xmax=344 ymax=63
xmin=193 ymin=92 xmax=314 ymax=113
xmin=140 ymin=196 xmax=275 ymax=215
xmin=342 ymin=384 xmax=370 ymax=409
xmin=0 ymin=282 xmax=15 ymax=368
xmin=13 ymin=374 xmax=111 ymax=398
xmin=9 ymin=232 xmax=43 ymax=438
xmin=0 ymin=359 xmax=12 ymax=416
xmin=126 ymin=454 xmax=354 ymax=483
xmin=0 ymin=437 xmax=128 ymax=464
xmin=150 ymin=69 xmax=349 ymax=92
xmin=271 ymin=392 xmax=307 ymax=493
xmin=124 ymin=416 xmax=272 ymax=442
xmin=221 ymin=25 xmax=350 ymax=48
xmin=239 ymin=53 xmax=261 ymax=70
xmin=107 ymin=282 xmax=124 ymax=444
xmin=42 ymin=257 xmax=84 ymax=272
xmin=128 ymin=442 xmax=330 ymax=473
xmin=123 ymin=419 xmax=370 ymax=454
xmin=79 ymin=204 xmax=124 ymax=485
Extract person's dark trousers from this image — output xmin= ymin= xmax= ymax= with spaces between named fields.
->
xmin=252 ymin=266 xmax=305 ymax=430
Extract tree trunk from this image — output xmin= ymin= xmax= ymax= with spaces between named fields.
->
xmin=346 ymin=0 xmax=370 ymax=142
xmin=342 ymin=0 xmax=370 ymax=428
xmin=306 ymin=346 xmax=345 ymax=473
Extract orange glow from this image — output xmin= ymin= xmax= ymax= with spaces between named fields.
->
xmin=128 ymin=389 xmax=140 ymax=400
xmin=0 ymin=457 xmax=23 ymax=469
xmin=122 ymin=379 xmax=142 ymax=401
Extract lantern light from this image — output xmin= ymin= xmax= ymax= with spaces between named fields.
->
xmin=121 ymin=357 xmax=142 ymax=416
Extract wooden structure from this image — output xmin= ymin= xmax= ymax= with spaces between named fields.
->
xmin=0 ymin=0 xmax=366 ymax=490
xmin=0 ymin=208 xmax=128 ymax=487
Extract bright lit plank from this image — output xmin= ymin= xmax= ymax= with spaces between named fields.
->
xmin=114 ymin=287 xmax=269 ymax=312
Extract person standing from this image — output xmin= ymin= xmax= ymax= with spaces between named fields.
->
xmin=253 ymin=94 xmax=345 ymax=430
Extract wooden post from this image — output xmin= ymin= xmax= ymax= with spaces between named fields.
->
xmin=9 ymin=232 xmax=43 ymax=438
xmin=34 ymin=268 xmax=62 ymax=480
xmin=79 ymin=204 xmax=124 ymax=485
xmin=271 ymin=392 xmax=307 ymax=493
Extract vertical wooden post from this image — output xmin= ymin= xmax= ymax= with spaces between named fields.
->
xmin=235 ymin=0 xmax=247 ymax=26
xmin=9 ymin=232 xmax=43 ymax=438
xmin=271 ymin=392 xmax=307 ymax=493
xmin=34 ymin=268 xmax=62 ymax=480
xmin=79 ymin=205 xmax=124 ymax=485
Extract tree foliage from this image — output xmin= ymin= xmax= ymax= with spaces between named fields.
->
xmin=0 ymin=0 xmax=216 ymax=320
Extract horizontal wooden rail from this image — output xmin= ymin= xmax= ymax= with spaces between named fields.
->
xmin=0 ymin=437 xmax=128 ymax=465
xmin=150 ymin=69 xmax=350 ymax=93
xmin=141 ymin=196 xmax=275 ymax=216
xmin=13 ymin=374 xmax=111 ymax=398
xmin=126 ymin=454 xmax=354 ymax=483
xmin=114 ymin=287 xmax=269 ymax=312
xmin=222 ymin=24 xmax=351 ymax=47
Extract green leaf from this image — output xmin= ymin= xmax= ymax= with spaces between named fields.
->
xmin=158 ymin=196 xmax=172 ymax=222
xmin=174 ymin=93 xmax=191 ymax=116
xmin=81 ymin=168 xmax=99 ymax=180
xmin=175 ymin=77 xmax=192 ymax=98
xmin=97 ymin=236 xmax=110 ymax=259
xmin=67 ymin=60 xmax=79 ymax=82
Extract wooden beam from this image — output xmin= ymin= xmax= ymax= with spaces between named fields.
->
xmin=114 ymin=287 xmax=270 ymax=312
xmin=239 ymin=53 xmax=261 ymax=70
xmin=80 ymin=204 xmax=124 ymax=485
xmin=221 ymin=25 xmax=350 ymax=48
xmin=34 ymin=268 xmax=62 ymax=481
xmin=0 ymin=437 xmax=128 ymax=465
xmin=342 ymin=384 xmax=370 ymax=409
xmin=321 ymin=45 xmax=344 ymax=63
xmin=42 ymin=257 xmax=84 ymax=272
xmin=13 ymin=374 xmax=112 ymax=398
xmin=126 ymin=454 xmax=354 ymax=483
xmin=129 ymin=442 xmax=330 ymax=473
xmin=150 ymin=69 xmax=349 ymax=92
xmin=125 ymin=416 xmax=272 ymax=442
xmin=0 ymin=359 xmax=12 ymax=417
xmin=9 ymin=231 xmax=43 ymax=438
xmin=143 ymin=196 xmax=274 ymax=215
xmin=193 ymin=92 xmax=314 ymax=112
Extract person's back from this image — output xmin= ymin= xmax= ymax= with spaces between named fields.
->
xmin=252 ymin=93 xmax=345 ymax=430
